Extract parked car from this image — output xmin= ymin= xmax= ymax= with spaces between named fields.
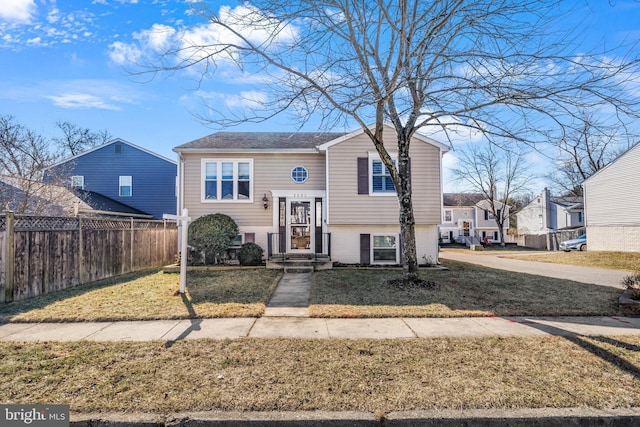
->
xmin=559 ymin=234 xmax=587 ymax=252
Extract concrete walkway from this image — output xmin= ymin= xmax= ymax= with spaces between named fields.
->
xmin=439 ymin=249 xmax=631 ymax=289
xmin=2 ymin=316 xmax=640 ymax=342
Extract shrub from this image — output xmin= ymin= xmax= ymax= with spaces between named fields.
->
xmin=622 ymin=271 xmax=640 ymax=300
xmin=238 ymin=242 xmax=264 ymax=266
xmin=187 ymin=214 xmax=238 ymax=265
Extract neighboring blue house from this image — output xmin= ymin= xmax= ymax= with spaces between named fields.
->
xmin=43 ymin=139 xmax=177 ymax=219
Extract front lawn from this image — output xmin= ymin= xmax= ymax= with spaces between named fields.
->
xmin=309 ymin=261 xmax=621 ymax=317
xmin=0 ymin=269 xmax=282 ymax=322
xmin=0 ymin=260 xmax=622 ymax=322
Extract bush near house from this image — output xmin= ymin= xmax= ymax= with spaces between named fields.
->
xmin=187 ymin=213 xmax=238 ymax=265
xmin=238 ymin=242 xmax=264 ymax=266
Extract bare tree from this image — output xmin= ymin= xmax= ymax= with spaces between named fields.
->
xmin=137 ymin=0 xmax=640 ymax=282
xmin=0 ymin=115 xmax=58 ymax=214
xmin=53 ymin=121 xmax=111 ymax=157
xmin=548 ymin=114 xmax=634 ymax=196
xmin=451 ymin=144 xmax=533 ymax=246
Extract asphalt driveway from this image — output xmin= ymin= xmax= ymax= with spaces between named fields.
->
xmin=438 ymin=249 xmax=630 ymax=289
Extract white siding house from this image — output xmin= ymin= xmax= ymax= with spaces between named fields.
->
xmin=582 ymin=142 xmax=640 ymax=252
xmin=440 ymin=193 xmax=508 ymax=245
xmin=516 ymin=188 xmax=584 ymax=235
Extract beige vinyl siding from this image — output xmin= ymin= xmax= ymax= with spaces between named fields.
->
xmin=181 ymin=152 xmax=325 ymax=226
xmin=584 ymin=144 xmax=640 ymax=227
xmin=326 ymin=129 xmax=442 ymax=225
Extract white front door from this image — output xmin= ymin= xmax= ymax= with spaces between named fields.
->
xmin=288 ymin=199 xmax=313 ymax=252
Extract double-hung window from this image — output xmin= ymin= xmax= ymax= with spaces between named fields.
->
xmin=119 ymin=176 xmax=132 ymax=197
xmin=202 ymin=159 xmax=253 ymax=202
xmin=370 ymin=155 xmax=396 ymax=194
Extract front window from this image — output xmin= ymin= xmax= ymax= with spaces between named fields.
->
xmin=119 ymin=176 xmax=132 ymax=197
xmin=202 ymin=159 xmax=253 ymax=202
xmin=444 ymin=210 xmax=452 ymax=222
xmin=371 ymin=159 xmax=396 ymax=193
xmin=373 ymin=235 xmax=398 ymax=263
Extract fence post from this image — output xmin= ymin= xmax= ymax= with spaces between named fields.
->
xmin=78 ymin=215 xmax=84 ymax=285
xmin=4 ymin=211 xmax=15 ymax=302
xmin=130 ymin=218 xmax=135 ymax=271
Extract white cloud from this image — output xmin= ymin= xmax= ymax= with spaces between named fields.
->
xmin=0 ymin=0 xmax=36 ymax=22
xmin=109 ymin=40 xmax=142 ymax=65
xmin=46 ymin=93 xmax=122 ymax=110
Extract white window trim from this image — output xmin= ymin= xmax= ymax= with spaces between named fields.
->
xmin=371 ymin=234 xmax=399 ymax=264
xmin=368 ymin=152 xmax=397 ymax=197
xmin=443 ymin=209 xmax=453 ymax=223
xmin=119 ymin=176 xmax=132 ymax=197
xmin=201 ymin=158 xmax=254 ymax=203
xmin=71 ymin=175 xmax=84 ymax=189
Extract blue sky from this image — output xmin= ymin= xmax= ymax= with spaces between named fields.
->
xmin=1 ymin=0 xmax=639 ymax=192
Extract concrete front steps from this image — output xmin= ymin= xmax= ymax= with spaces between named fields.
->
xmin=266 ymin=254 xmax=332 ymax=271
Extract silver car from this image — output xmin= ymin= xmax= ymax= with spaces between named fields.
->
xmin=559 ymin=234 xmax=587 ymax=252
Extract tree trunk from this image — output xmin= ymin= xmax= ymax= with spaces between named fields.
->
xmin=397 ymin=135 xmax=419 ymax=282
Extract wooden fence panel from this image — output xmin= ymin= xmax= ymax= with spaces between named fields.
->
xmin=0 ymin=214 xmax=178 ymax=303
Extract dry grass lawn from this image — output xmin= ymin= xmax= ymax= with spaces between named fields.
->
xmin=1 ymin=336 xmax=639 ymax=413
xmin=507 ymin=251 xmax=640 ymax=272
xmin=309 ymin=261 xmax=621 ymax=317
xmin=0 ymin=269 xmax=282 ymax=322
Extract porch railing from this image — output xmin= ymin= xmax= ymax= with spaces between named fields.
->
xmin=267 ymin=232 xmax=331 ymax=261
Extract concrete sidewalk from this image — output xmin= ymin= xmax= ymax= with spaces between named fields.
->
xmin=2 ymin=315 xmax=640 ymax=342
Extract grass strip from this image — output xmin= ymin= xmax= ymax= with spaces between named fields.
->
xmin=506 ymin=251 xmax=640 ymax=272
xmin=1 ymin=336 xmax=639 ymax=413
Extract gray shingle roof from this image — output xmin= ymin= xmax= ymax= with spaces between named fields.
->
xmin=175 ymin=132 xmax=347 ymax=151
xmin=443 ymin=193 xmax=485 ymax=207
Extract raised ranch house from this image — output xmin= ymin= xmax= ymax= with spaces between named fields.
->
xmin=582 ymin=142 xmax=640 ymax=252
xmin=43 ymin=139 xmax=177 ymax=220
xmin=439 ymin=193 xmax=509 ymax=246
xmin=173 ymin=125 xmax=450 ymax=267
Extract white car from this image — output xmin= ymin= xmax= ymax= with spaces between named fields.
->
xmin=559 ymin=234 xmax=587 ymax=252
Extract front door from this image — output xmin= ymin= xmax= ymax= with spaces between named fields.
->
xmin=288 ymin=200 xmax=313 ymax=252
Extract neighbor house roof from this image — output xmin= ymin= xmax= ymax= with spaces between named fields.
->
xmin=174 ymin=132 xmax=347 ymax=153
xmin=443 ymin=193 xmax=486 ymax=207
xmin=73 ymin=189 xmax=153 ymax=219
xmin=45 ymin=138 xmax=176 ymax=170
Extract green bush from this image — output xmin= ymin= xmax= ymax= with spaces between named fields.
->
xmin=188 ymin=214 xmax=238 ymax=265
xmin=238 ymin=242 xmax=264 ymax=266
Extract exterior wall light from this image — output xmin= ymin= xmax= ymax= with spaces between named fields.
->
xmin=262 ymin=194 xmax=269 ymax=209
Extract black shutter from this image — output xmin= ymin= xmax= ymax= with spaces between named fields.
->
xmin=360 ymin=234 xmax=371 ymax=265
xmin=357 ymin=157 xmax=368 ymax=194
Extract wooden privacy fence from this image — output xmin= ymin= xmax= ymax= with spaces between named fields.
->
xmin=0 ymin=212 xmax=178 ymax=303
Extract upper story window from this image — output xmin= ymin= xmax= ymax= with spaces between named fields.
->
xmin=202 ymin=159 xmax=253 ymax=202
xmin=71 ymin=175 xmax=84 ymax=189
xmin=119 ymin=176 xmax=132 ymax=197
xmin=444 ymin=209 xmax=452 ymax=222
xmin=370 ymin=157 xmax=396 ymax=194
xmin=357 ymin=153 xmax=399 ymax=196
xmin=291 ymin=166 xmax=308 ymax=183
